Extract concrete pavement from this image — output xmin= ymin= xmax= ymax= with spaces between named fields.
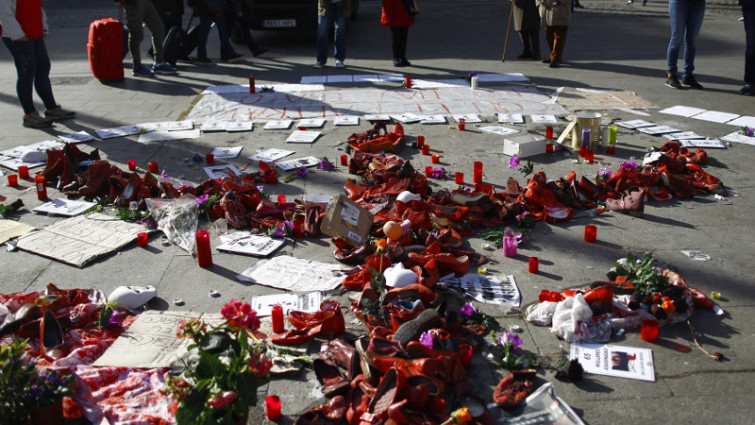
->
xmin=0 ymin=0 xmax=753 ymax=424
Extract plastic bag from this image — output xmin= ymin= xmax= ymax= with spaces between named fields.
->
xmin=145 ymin=198 xmax=199 ymax=254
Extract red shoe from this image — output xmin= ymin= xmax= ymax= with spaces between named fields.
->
xmin=606 ymin=187 xmax=645 ymax=217
xmin=288 ymin=300 xmax=346 ymax=336
xmin=40 ymin=310 xmax=65 ymax=360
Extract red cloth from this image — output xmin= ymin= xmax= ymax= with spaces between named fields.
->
xmin=16 ymin=0 xmax=44 ymax=39
xmin=381 ymin=0 xmax=415 ymax=27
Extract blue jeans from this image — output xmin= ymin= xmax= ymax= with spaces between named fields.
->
xmin=198 ymin=15 xmax=237 ymax=59
xmin=316 ymin=2 xmax=347 ymax=64
xmin=667 ymin=0 xmax=706 ymax=77
xmin=2 ymin=37 xmax=57 ymax=115
xmin=744 ymin=7 xmax=755 ymax=85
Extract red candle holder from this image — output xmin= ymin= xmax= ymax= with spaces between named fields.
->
xmin=545 ymin=125 xmax=554 ymax=139
xmin=340 ymin=154 xmax=348 ymax=166
xmin=6 ymin=174 xmax=18 ymax=187
xmin=205 ymin=153 xmax=215 ymax=165
xmin=457 ymin=118 xmax=466 ymax=131
xmin=17 ymin=166 xmax=29 ymax=179
xmin=454 ymin=172 xmax=464 ymax=185
xmin=585 ymin=150 xmax=594 ymax=164
xmin=277 ymin=194 xmax=286 ymax=203
xmin=416 ymin=135 xmax=425 ymax=148
xmin=640 ymin=320 xmax=659 ymax=342
xmin=584 ymin=225 xmax=597 ymax=243
xmin=528 ymin=256 xmax=539 ymax=274
xmin=137 ymin=232 xmax=149 ymax=248
xmin=405 ymin=76 xmax=412 ymax=88
xmin=127 ymin=160 xmax=136 ymax=171
xmin=578 ymin=146 xmax=587 ymax=158
xmin=473 ymin=170 xmax=483 ymax=184
xmin=473 ymin=161 xmax=483 ymax=171
xmin=422 ymin=144 xmax=430 ymax=155
xmin=148 ymin=161 xmax=158 ymax=173
xmin=458 ymin=343 xmax=473 ymax=366
xmin=35 ymin=175 xmax=47 ymax=200
xmin=424 ymin=166 xmax=433 ymax=177
xmin=606 ymin=146 xmax=616 ymax=154
xmin=546 ymin=142 xmax=554 ymax=153
xmin=249 ymin=76 xmax=255 ymax=94
xmin=272 ymin=305 xmax=285 ymax=333
xmin=431 ymin=154 xmax=440 ymax=164
xmin=265 ymin=395 xmax=282 ymax=421
xmin=195 ymin=230 xmax=213 ymax=268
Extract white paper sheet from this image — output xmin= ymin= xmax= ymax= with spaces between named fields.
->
xmin=691 ymin=110 xmax=740 ymax=123
xmin=59 ymin=131 xmax=95 ymax=144
xmin=263 ymin=119 xmax=293 ymax=130
xmin=300 ymin=75 xmax=327 ymax=84
xmin=438 ymin=273 xmax=521 ymax=306
xmin=419 ymin=114 xmax=447 ymax=124
xmin=225 ymin=121 xmax=253 ymax=132
xmin=570 ymin=343 xmax=655 ymax=382
xmin=96 ymin=125 xmax=141 ymax=139
xmin=236 ymin=256 xmax=346 ymax=292
xmin=479 ymin=126 xmax=520 ymax=137
xmin=168 ymin=120 xmax=194 ymax=131
xmin=452 ymin=114 xmax=482 ymax=123
xmin=498 ymin=113 xmax=525 ymax=124
xmin=726 ymin=115 xmax=755 ymax=127
xmin=638 ymin=125 xmax=680 ymax=135
xmin=363 ymin=114 xmax=391 ymax=121
xmin=248 ymin=148 xmax=295 ymax=163
xmin=297 ymin=118 xmax=326 ymax=128
xmin=476 ymin=72 xmax=529 ymax=82
xmin=286 ymin=130 xmax=320 ymax=143
xmin=33 ymin=199 xmax=97 ymax=217
xmin=276 ymin=156 xmax=320 ymax=171
xmin=721 ymin=131 xmax=755 ymax=146
xmin=137 ymin=129 xmax=201 ymax=143
xmin=390 ymin=113 xmax=423 ymax=123
xmin=616 ymin=119 xmax=655 ymax=129
xmin=659 ymin=105 xmax=706 ymax=117
xmin=327 ymin=75 xmax=353 ymax=83
xmin=250 ymin=292 xmax=321 ymax=317
xmin=679 ymin=138 xmax=726 ymax=148
xmin=530 ymin=114 xmax=558 ymax=124
xmin=216 ymin=232 xmax=285 ymax=257
xmin=352 ymin=74 xmax=381 ymax=83
xmin=333 ymin=116 xmax=360 ymax=126
xmin=666 ymin=131 xmax=705 ymax=140
xmin=210 ymin=146 xmax=243 ymax=159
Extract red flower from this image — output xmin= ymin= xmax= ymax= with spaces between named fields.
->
xmin=206 ymin=391 xmax=237 ymax=408
xmin=221 ymin=299 xmax=261 ymax=331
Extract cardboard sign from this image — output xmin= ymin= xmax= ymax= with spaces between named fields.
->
xmin=321 ymin=194 xmax=373 ymax=247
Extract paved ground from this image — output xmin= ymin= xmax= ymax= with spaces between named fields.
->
xmin=1 ymin=0 xmax=754 ymax=424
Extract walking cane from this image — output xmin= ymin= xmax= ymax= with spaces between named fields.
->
xmin=501 ymin=0 xmax=515 ymax=62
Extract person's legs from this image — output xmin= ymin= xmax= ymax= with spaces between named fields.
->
xmin=3 ymin=38 xmax=38 ymax=114
xmin=552 ymin=26 xmax=568 ymax=63
xmin=142 ymin=0 xmax=167 ymax=63
xmin=545 ymin=26 xmax=555 ymax=62
xmin=124 ymin=2 xmax=145 ymax=67
xmin=198 ymin=15 xmax=212 ymax=60
xmin=397 ymin=26 xmax=409 ymax=62
xmin=390 ymin=26 xmax=402 ymax=62
xmin=744 ymin=8 xmax=755 ymax=85
xmin=518 ymin=31 xmax=532 ymax=58
xmin=31 ymin=39 xmax=57 ymax=110
xmin=316 ymin=14 xmax=332 ymax=64
xmin=666 ymin=0 xmax=686 ymax=76
xmin=333 ymin=2 xmax=347 ymax=62
xmin=681 ymin=0 xmax=705 ymax=78
xmin=215 ymin=15 xmax=238 ymax=58
xmin=529 ymin=30 xmax=541 ymax=59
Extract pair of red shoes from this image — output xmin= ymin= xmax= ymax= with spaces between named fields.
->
xmin=271 ymin=301 xmax=346 ymax=345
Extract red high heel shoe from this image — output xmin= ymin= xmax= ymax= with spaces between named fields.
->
xmin=40 ymin=310 xmax=65 ymax=360
xmin=288 ymin=300 xmax=346 ymax=336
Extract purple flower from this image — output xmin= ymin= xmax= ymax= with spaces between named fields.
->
xmin=318 ymin=158 xmax=334 ymax=171
xmin=463 ymin=185 xmax=473 ymax=193
xmin=274 ymin=220 xmax=294 ymax=237
xmin=295 ymin=166 xmax=307 ymax=179
xmin=509 ymin=154 xmax=520 ymax=170
xmin=620 ymin=161 xmax=638 ymax=172
xmin=257 ymin=185 xmax=264 ymax=192
xmin=160 ymin=170 xmax=170 ymax=179
xmin=195 ymin=194 xmax=210 ymax=205
xmin=746 ymin=127 xmax=755 ymax=137
xmin=419 ymin=331 xmax=434 ymax=349
xmin=432 ymin=167 xmax=445 ymax=179
xmin=460 ymin=302 xmax=476 ymax=320
xmin=499 ymin=332 xmax=523 ymax=351
xmin=192 ymin=153 xmax=203 ymax=162
xmin=469 ymin=71 xmax=477 ymax=78
xmin=597 ymin=168 xmax=613 ymax=180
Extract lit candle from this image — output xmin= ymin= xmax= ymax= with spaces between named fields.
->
xmin=137 ymin=232 xmax=149 ymax=247
xmin=431 ymin=154 xmax=440 ymax=164
xmin=422 ymin=144 xmax=430 ymax=155
xmin=454 ymin=172 xmax=464 ymax=185
xmin=148 ymin=161 xmax=158 ymax=173
xmin=6 ymin=174 xmax=18 ymax=187
xmin=458 ymin=118 xmax=466 ymax=131
xmin=473 ymin=169 xmax=482 ymax=184
xmin=340 ymin=154 xmax=348 ymax=166
xmin=424 ymin=166 xmax=433 ymax=177
xmin=545 ymin=125 xmax=554 ymax=139
xmin=35 ymin=175 xmax=47 ymax=200
xmin=205 ymin=153 xmax=215 ymax=165
xmin=584 ymin=225 xmax=597 ymax=243
xmin=416 ymin=135 xmax=425 ymax=148
xmin=17 ymin=166 xmax=29 ymax=179
xmin=277 ymin=195 xmax=286 ymax=203
xmin=127 ymin=160 xmax=136 ymax=171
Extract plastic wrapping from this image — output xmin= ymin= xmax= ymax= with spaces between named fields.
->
xmin=145 ymin=198 xmax=199 ymax=254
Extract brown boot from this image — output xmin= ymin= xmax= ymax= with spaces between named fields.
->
xmin=40 ymin=148 xmax=64 ymax=182
xmin=78 ymin=160 xmax=117 ymax=198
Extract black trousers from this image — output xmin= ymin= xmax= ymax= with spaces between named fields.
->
xmin=390 ymin=26 xmax=409 ymax=60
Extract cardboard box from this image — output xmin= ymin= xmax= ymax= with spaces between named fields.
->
xmin=503 ymin=133 xmax=547 ymax=158
xmin=320 ymin=194 xmax=373 ymax=247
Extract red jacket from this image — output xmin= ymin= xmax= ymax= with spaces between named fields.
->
xmin=0 ymin=0 xmax=45 ymax=39
xmin=381 ymin=0 xmax=415 ymax=27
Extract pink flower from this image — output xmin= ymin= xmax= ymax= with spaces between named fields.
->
xmin=249 ymin=352 xmax=273 ymax=378
xmin=221 ymin=299 xmax=261 ymax=331
xmin=419 ymin=331 xmax=434 ymax=349
xmin=508 ymin=154 xmax=520 ymax=169
xmin=499 ymin=332 xmax=523 ymax=351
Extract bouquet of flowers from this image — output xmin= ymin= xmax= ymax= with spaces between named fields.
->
xmin=168 ymin=300 xmax=272 ymax=425
xmin=491 ymin=331 xmax=536 ymax=370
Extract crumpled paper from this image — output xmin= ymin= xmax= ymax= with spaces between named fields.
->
xmin=145 ymin=198 xmax=199 ymax=254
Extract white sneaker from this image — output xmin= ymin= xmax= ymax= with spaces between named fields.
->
xmin=313 ymin=62 xmax=324 ymax=69
xmin=335 ymin=60 xmax=345 ymax=68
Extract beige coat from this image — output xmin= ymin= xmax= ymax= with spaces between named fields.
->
xmin=318 ymin=0 xmax=352 ymax=18
xmin=538 ymin=0 xmax=570 ymax=26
